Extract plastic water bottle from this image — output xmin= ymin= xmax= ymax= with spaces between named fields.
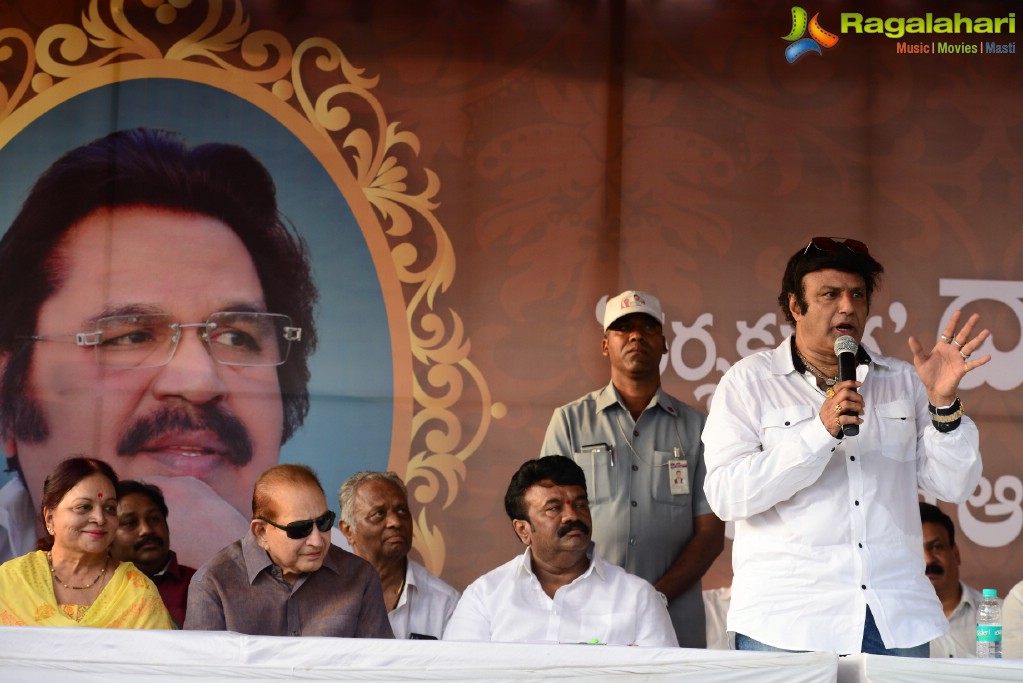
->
xmin=976 ymin=588 xmax=1002 ymax=658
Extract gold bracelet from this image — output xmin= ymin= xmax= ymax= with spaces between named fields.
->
xmin=931 ymin=408 xmax=964 ymax=423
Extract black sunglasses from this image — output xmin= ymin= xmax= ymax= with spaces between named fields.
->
xmin=258 ymin=510 xmax=335 ymax=539
xmin=803 ymin=236 xmax=869 ymax=255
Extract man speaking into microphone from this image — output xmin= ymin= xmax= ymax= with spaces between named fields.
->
xmin=702 ymin=237 xmax=989 ymax=656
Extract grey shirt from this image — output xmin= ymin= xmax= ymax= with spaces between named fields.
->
xmin=542 ymin=382 xmax=713 ymax=648
xmin=185 ymin=531 xmax=394 ymax=638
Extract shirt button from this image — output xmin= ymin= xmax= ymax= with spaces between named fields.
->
xmin=632 ymin=465 xmax=638 ymax=471
xmin=629 ymin=538 xmax=636 ymax=545
xmin=631 ymin=501 xmax=637 ymax=507
xmin=854 ymin=500 xmax=860 ymax=506
xmin=858 ymin=543 xmax=863 ymax=548
xmin=633 ymin=429 xmax=639 ymax=437
xmin=861 ymin=585 xmax=867 ymax=590
xmin=850 ymin=456 xmax=855 ymax=461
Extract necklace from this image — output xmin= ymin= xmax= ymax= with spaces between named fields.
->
xmin=47 ymin=551 xmax=109 ymax=590
xmin=391 ymin=574 xmax=406 ymax=611
xmin=613 ymin=408 xmax=687 ymax=469
xmin=796 ymin=350 xmax=837 ymax=387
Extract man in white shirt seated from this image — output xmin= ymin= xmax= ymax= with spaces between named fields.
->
xmin=339 ymin=471 xmax=460 ymax=639
xmin=443 ymin=456 xmax=677 ymax=647
xmin=920 ymin=502 xmax=993 ymax=658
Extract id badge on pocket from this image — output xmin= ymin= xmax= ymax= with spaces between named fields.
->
xmin=668 ymin=459 xmax=689 ymax=495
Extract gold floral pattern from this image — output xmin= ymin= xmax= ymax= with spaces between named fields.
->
xmin=1 ymin=609 xmax=27 ymax=625
xmin=0 ymin=0 xmax=499 ymax=574
xmin=59 ymin=603 xmax=91 ymax=623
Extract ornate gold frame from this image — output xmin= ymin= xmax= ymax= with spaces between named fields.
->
xmin=0 ymin=0 xmax=500 ymax=573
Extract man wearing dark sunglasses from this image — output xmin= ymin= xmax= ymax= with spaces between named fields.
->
xmin=184 ymin=464 xmax=393 ymax=638
xmin=703 ymin=237 xmax=989 ymax=657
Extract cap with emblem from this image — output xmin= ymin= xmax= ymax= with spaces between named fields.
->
xmin=602 ymin=290 xmax=663 ymax=332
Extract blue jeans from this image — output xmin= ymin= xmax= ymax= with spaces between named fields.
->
xmin=735 ymin=606 xmax=930 ymax=657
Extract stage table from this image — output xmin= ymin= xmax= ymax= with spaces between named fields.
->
xmin=837 ymin=652 xmax=1023 ymax=682
xmin=0 ymin=626 xmax=836 ymax=682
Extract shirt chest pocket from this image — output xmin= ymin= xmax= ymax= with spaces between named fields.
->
xmin=760 ymin=404 xmax=816 ymax=449
xmin=875 ymin=399 xmax=917 ymax=461
xmin=571 ymin=445 xmax=615 ymax=505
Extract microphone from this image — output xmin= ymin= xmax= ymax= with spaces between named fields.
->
xmin=835 ymin=335 xmax=859 ymax=437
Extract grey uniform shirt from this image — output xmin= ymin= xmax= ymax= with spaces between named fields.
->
xmin=541 ymin=382 xmax=712 ymax=648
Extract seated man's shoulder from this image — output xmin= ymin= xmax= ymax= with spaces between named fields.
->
xmin=598 ymin=557 xmax=654 ymax=590
xmin=409 ymin=559 xmax=460 ymax=601
xmin=324 ymin=544 xmax=380 ymax=581
xmin=178 ymin=563 xmax=198 ymax=585
xmin=462 ymin=555 xmax=520 ymax=596
xmin=193 ymin=538 xmax=246 ymax=579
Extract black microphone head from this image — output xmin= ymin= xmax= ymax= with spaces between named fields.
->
xmin=834 ymin=335 xmax=858 ymax=356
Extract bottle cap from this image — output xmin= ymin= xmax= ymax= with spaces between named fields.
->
xmin=982 ymin=588 xmax=998 ymax=598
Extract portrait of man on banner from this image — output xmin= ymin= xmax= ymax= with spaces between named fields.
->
xmin=0 ymin=80 xmax=397 ymax=568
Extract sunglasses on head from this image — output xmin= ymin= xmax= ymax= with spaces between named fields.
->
xmin=803 ymin=236 xmax=869 ymax=256
xmin=258 ymin=510 xmax=335 ymax=539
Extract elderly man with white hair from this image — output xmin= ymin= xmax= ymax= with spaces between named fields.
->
xmin=340 ymin=471 xmax=459 ymax=639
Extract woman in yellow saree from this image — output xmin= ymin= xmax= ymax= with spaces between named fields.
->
xmin=0 ymin=457 xmax=172 ymax=628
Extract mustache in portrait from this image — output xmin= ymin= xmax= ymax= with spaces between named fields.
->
xmin=117 ymin=403 xmax=253 ymax=466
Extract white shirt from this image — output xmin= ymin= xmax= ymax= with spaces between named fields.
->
xmin=443 ymin=545 xmax=677 ymax=647
xmin=702 ymin=586 xmax=733 ymax=650
xmin=1003 ymin=580 xmax=1023 ymax=659
xmin=702 ymin=337 xmax=982 ymax=654
xmin=0 ymin=477 xmax=35 ymax=564
xmin=389 ymin=559 xmax=460 ymax=639
xmin=930 ymin=582 xmax=989 ymax=658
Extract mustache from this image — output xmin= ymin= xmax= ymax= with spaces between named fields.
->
xmin=134 ymin=534 xmax=165 ymax=552
xmin=925 ymin=563 xmax=944 ymax=576
xmin=117 ymin=404 xmax=253 ymax=466
xmin=557 ymin=520 xmax=590 ymax=537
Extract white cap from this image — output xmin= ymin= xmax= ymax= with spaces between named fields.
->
xmin=602 ymin=290 xmax=663 ymax=332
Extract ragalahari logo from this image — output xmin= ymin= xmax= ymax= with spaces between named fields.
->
xmin=783 ymin=7 xmax=840 ymax=62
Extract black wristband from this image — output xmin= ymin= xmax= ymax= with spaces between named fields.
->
xmin=929 ymin=397 xmax=963 ymax=433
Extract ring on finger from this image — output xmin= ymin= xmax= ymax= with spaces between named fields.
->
xmin=951 ymin=339 xmax=963 ymax=349
xmin=960 ymin=350 xmax=970 ymax=361
xmin=964 ymin=360 xmax=970 ymax=372
xmin=834 ymin=417 xmax=841 ymax=427
xmin=940 ymin=335 xmax=952 ymax=343
xmin=834 ymin=404 xmax=842 ymax=414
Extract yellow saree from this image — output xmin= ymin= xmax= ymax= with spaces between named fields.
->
xmin=0 ymin=550 xmax=173 ymax=628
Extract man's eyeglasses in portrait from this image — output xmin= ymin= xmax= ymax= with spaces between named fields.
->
xmin=25 ymin=311 xmax=302 ymax=368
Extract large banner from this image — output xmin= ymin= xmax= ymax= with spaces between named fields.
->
xmin=0 ymin=1 xmax=1019 ymax=600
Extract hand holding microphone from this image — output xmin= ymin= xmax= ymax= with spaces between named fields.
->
xmin=834 ymin=335 xmax=861 ymax=437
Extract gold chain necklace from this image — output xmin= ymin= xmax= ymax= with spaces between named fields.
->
xmin=795 ymin=350 xmax=837 ymax=386
xmin=391 ymin=572 xmax=406 ymax=611
xmin=47 ymin=551 xmax=109 ymax=590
